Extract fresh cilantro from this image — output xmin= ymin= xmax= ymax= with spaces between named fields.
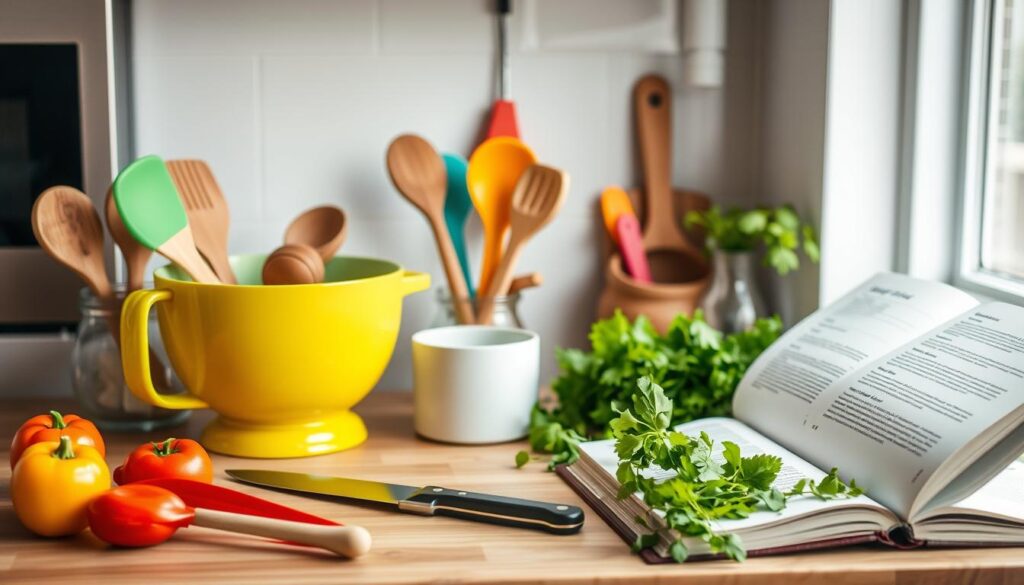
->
xmin=613 ymin=377 xmax=862 ymax=563
xmin=519 ymin=310 xmax=781 ymax=470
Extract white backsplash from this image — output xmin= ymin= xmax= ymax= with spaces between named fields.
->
xmin=130 ymin=0 xmax=760 ymax=390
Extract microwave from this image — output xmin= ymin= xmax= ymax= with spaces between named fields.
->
xmin=0 ymin=0 xmax=131 ymax=394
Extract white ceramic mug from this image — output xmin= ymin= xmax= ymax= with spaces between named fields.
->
xmin=412 ymin=326 xmax=539 ymax=444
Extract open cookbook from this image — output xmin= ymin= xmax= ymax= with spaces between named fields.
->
xmin=558 ymin=272 xmax=1024 ymax=562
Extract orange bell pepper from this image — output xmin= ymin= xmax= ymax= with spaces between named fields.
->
xmin=12 ymin=436 xmax=110 ymax=536
xmin=10 ymin=410 xmax=105 ymax=468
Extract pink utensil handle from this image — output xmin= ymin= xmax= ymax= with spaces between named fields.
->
xmin=616 ymin=215 xmax=652 ymax=283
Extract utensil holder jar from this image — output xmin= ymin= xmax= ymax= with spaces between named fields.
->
xmin=430 ymin=288 xmax=525 ymax=328
xmin=72 ymin=287 xmax=189 ymax=431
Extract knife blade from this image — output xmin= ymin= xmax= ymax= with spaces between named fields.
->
xmin=226 ymin=469 xmax=584 ymax=535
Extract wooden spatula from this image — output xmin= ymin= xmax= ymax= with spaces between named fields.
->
xmin=476 ymin=164 xmax=568 ymax=324
xmin=32 ymin=186 xmax=114 ymax=301
xmin=166 ymin=160 xmax=236 ymax=284
xmin=386 ymin=135 xmax=476 ymax=324
xmin=112 ymin=156 xmax=221 ymax=284
xmin=105 ymin=188 xmax=152 ymax=292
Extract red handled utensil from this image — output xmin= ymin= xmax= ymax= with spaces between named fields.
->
xmin=485 ymin=0 xmax=519 ymax=139
xmin=615 ymin=214 xmax=652 ymax=283
xmin=88 ymin=484 xmax=371 ymax=558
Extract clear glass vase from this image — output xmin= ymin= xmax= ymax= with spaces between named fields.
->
xmin=699 ymin=251 xmax=767 ymax=334
xmin=72 ymin=287 xmax=190 ymax=431
xmin=429 ymin=288 xmax=526 ymax=329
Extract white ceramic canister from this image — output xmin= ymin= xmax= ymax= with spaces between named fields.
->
xmin=412 ymin=326 xmax=539 ymax=444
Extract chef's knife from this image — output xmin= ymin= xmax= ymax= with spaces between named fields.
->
xmin=226 ymin=469 xmax=584 ymax=535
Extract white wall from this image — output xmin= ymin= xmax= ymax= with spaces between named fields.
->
xmin=130 ymin=0 xmax=762 ymax=389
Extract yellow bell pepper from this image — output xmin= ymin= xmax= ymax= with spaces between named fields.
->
xmin=12 ymin=435 xmax=110 ymax=536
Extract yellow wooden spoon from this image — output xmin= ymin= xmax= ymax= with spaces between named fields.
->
xmin=466 ymin=136 xmax=536 ymax=296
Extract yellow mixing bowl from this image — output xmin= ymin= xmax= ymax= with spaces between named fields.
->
xmin=120 ymin=254 xmax=429 ymax=458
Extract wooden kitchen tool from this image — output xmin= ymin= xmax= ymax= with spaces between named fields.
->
xmin=476 ymin=164 xmax=568 ymax=324
xmin=284 ymin=205 xmax=347 ymax=261
xmin=466 ymin=136 xmax=537 ymax=296
xmin=112 ymin=155 xmax=221 ymax=284
xmin=166 ymin=159 xmax=236 ymax=284
xmin=633 ymin=74 xmax=709 ymax=284
xmin=262 ymin=244 xmax=325 ymax=285
xmin=88 ymin=484 xmax=371 ymax=558
xmin=600 ymin=186 xmax=636 ymax=246
xmin=105 ymin=188 xmax=152 ymax=292
xmin=442 ymin=153 xmax=475 ymax=298
xmin=508 ymin=272 xmax=542 ymax=295
xmin=387 ymin=134 xmax=475 ymax=324
xmin=32 ymin=186 xmax=114 ymax=301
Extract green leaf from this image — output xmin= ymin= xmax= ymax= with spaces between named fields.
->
xmin=721 ymin=533 xmax=747 ymax=562
xmin=722 ymin=441 xmax=742 ymax=471
xmin=669 ymin=540 xmax=689 ymax=563
xmin=738 ymin=211 xmax=768 ymax=234
xmin=739 ymin=454 xmax=783 ymax=491
xmin=515 ymin=450 xmax=530 ymax=468
xmin=632 ymin=533 xmax=660 ymax=552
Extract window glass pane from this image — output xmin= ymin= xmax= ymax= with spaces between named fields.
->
xmin=982 ymin=0 xmax=1024 ymax=279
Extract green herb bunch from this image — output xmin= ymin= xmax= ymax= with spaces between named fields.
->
xmin=684 ymin=204 xmax=820 ymax=275
xmin=614 ymin=377 xmax=863 ymax=562
xmin=517 ymin=310 xmax=781 ymax=470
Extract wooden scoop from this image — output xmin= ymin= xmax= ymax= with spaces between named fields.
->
xmin=112 ymin=156 xmax=221 ymax=284
xmin=284 ymin=205 xmax=347 ymax=261
xmin=32 ymin=186 xmax=113 ymax=301
xmin=476 ymin=164 xmax=568 ymax=324
xmin=166 ymin=160 xmax=236 ymax=284
xmin=105 ymin=188 xmax=152 ymax=292
xmin=508 ymin=272 xmax=542 ymax=295
xmin=386 ymin=134 xmax=475 ymax=324
xmin=633 ymin=75 xmax=709 ymax=284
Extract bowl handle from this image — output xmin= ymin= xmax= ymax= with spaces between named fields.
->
xmin=401 ymin=270 xmax=431 ymax=297
xmin=121 ymin=289 xmax=209 ymax=410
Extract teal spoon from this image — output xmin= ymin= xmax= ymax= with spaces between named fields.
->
xmin=112 ymin=155 xmax=221 ymax=283
xmin=442 ymin=153 xmax=475 ymax=298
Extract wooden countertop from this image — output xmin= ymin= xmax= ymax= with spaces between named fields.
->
xmin=2 ymin=392 xmax=1023 ymax=585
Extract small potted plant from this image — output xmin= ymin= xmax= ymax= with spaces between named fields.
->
xmin=684 ymin=204 xmax=819 ymax=332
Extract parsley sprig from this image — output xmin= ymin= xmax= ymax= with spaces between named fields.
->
xmin=517 ymin=310 xmax=782 ymax=470
xmin=613 ymin=377 xmax=862 ymax=563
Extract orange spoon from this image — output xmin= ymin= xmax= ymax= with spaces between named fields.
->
xmin=600 ymin=186 xmax=636 ymax=245
xmin=466 ymin=137 xmax=536 ymax=295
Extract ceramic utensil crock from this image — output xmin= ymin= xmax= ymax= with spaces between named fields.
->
xmin=412 ymin=326 xmax=538 ymax=444
xmin=120 ymin=254 xmax=429 ymax=458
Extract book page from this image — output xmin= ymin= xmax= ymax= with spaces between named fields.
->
xmin=775 ymin=302 xmax=1024 ymax=518
xmin=733 ymin=273 xmax=978 ymax=433
xmin=936 ymin=458 xmax=1024 ymax=522
xmin=578 ymin=417 xmax=891 ymax=532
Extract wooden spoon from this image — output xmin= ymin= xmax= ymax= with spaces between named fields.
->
xmin=283 ymin=205 xmax=347 ymax=261
xmin=112 ymin=156 xmax=221 ymax=284
xmin=476 ymin=164 xmax=568 ymax=324
xmin=32 ymin=186 xmax=113 ymax=301
xmin=386 ymin=134 xmax=475 ymax=324
xmin=508 ymin=272 xmax=542 ymax=296
xmin=166 ymin=160 xmax=236 ymax=284
xmin=105 ymin=188 xmax=152 ymax=292
xmin=633 ymin=75 xmax=708 ymax=284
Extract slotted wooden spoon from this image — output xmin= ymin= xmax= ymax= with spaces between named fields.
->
xmin=476 ymin=164 xmax=568 ymax=324
xmin=112 ymin=156 xmax=220 ymax=284
xmin=386 ymin=134 xmax=475 ymax=324
xmin=166 ymin=160 xmax=236 ymax=284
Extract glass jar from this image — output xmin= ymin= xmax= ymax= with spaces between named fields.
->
xmin=699 ymin=250 xmax=768 ymax=334
xmin=429 ymin=288 xmax=526 ymax=329
xmin=72 ymin=287 xmax=189 ymax=431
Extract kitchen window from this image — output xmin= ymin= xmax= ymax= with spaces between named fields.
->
xmin=958 ymin=0 xmax=1024 ymax=302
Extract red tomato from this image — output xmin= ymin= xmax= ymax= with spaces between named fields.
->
xmin=10 ymin=410 xmax=105 ymax=469
xmin=88 ymin=484 xmax=194 ymax=547
xmin=114 ymin=438 xmax=213 ymax=485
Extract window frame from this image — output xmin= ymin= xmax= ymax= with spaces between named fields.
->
xmin=954 ymin=0 xmax=1024 ymax=303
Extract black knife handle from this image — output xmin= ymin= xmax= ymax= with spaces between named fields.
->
xmin=401 ymin=486 xmax=584 ymax=535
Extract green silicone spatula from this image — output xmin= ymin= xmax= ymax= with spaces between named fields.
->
xmin=112 ymin=155 xmax=221 ymax=284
